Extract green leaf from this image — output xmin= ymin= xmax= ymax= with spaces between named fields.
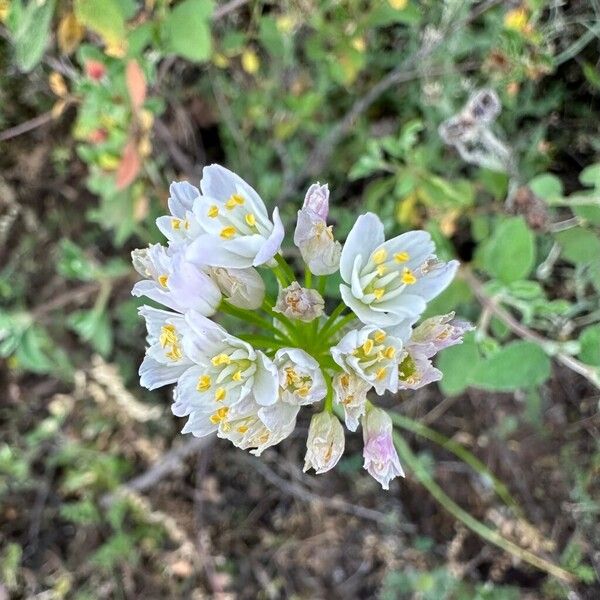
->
xmin=75 ymin=0 xmax=126 ymax=46
xmin=555 ymin=227 xmax=600 ymax=265
xmin=57 ymin=240 xmax=95 ymax=281
xmin=471 ymin=341 xmax=551 ymax=391
xmin=578 ymin=325 xmax=600 ymax=366
xmin=579 ymin=163 xmax=600 ymax=188
xmin=437 ymin=334 xmax=481 ymax=396
xmin=484 ymin=217 xmax=536 ymax=283
xmin=528 ymin=173 xmax=563 ymax=201
xmin=67 ymin=310 xmax=113 ymax=356
xmin=9 ymin=0 xmax=56 ymax=72
xmin=162 ymin=0 xmax=213 ymax=62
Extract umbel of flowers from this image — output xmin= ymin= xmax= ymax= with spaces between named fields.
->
xmin=132 ymin=165 xmax=471 ymax=490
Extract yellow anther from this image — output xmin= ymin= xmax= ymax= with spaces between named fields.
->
xmin=394 ymin=251 xmax=410 ymax=263
xmin=197 ymin=375 xmax=211 ymax=392
xmin=220 ymin=226 xmax=236 ymax=239
xmin=208 ymin=205 xmax=219 ymax=218
xmin=245 ymin=213 xmax=256 ymax=227
xmin=171 ymin=218 xmax=182 ymax=230
xmin=232 ymin=370 xmax=243 ymax=382
xmin=158 ymin=274 xmax=169 ymax=288
xmin=258 ymin=432 xmax=270 ymax=444
xmin=362 ymin=339 xmax=374 ymax=355
xmin=297 ymin=386 xmax=310 ymax=397
xmin=209 ymin=406 xmax=229 ymax=424
xmin=211 ymin=353 xmax=231 ymax=366
xmin=376 ymin=264 xmax=387 ymax=276
xmin=373 ymin=330 xmax=386 ymax=343
xmin=401 ymin=267 xmax=417 ymax=285
xmin=166 ymin=345 xmax=183 ymax=361
xmin=372 ymin=248 xmax=387 ymax=265
xmin=184 ymin=219 xmax=190 ymax=230
xmin=237 ymin=425 xmax=249 ymax=434
xmin=373 ymin=288 xmax=385 ymax=300
xmin=225 ymin=193 xmax=244 ymax=209
xmin=384 ymin=346 xmax=396 ymax=359
xmin=340 ymin=374 xmax=350 ymax=387
xmin=159 ymin=324 xmax=177 ymax=348
xmin=375 ymin=367 xmax=387 ymax=380
xmin=215 ymin=387 xmax=226 ymax=402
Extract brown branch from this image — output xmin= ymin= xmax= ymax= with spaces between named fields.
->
xmin=213 ymin=0 xmax=252 ymax=20
xmin=461 ymin=267 xmax=600 ymax=390
xmin=0 ymin=111 xmax=54 ymax=143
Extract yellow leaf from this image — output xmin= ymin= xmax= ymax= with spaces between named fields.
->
xmin=504 ymin=7 xmax=529 ymax=32
xmin=0 ymin=0 xmax=11 ymax=23
xmin=212 ymin=52 xmax=230 ymax=68
xmin=351 ymin=37 xmax=366 ymax=53
xmin=49 ymin=72 xmax=68 ymax=97
xmin=105 ymin=39 xmax=127 ymax=58
xmin=241 ymin=49 xmax=260 ymax=75
xmin=58 ymin=12 xmax=85 ymax=55
xmin=388 ymin=0 xmax=408 ymax=10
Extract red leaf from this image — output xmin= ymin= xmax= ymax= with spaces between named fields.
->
xmin=115 ymin=140 xmax=141 ymax=190
xmin=126 ymin=60 xmax=147 ymax=112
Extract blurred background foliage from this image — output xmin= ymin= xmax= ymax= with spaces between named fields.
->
xmin=1 ymin=0 xmax=599 ymax=597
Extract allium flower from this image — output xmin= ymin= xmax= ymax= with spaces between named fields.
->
xmin=339 ymin=213 xmax=458 ymax=327
xmin=362 ymin=405 xmax=404 ymax=490
xmin=294 ymin=183 xmax=341 ymax=275
xmin=333 ymin=372 xmax=372 ymax=432
xmin=156 ymin=181 xmax=202 ymax=245
xmin=274 ymin=282 xmax=325 ymax=322
xmin=132 ymin=244 xmax=221 ymax=316
xmin=134 ymin=161 xmax=469 ymax=489
xmin=303 ymin=411 xmax=345 ymax=474
xmin=137 ymin=306 xmax=194 ymax=390
xmin=208 ymin=266 xmax=265 ymax=310
xmin=186 ymin=164 xmax=284 ymax=268
xmin=171 ymin=311 xmax=278 ymax=437
xmin=331 ymin=326 xmax=404 ymax=395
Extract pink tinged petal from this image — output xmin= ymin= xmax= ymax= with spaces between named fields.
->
xmin=302 ymin=182 xmax=330 ymax=220
xmin=253 ymin=207 xmax=284 ymax=266
xmin=340 ymin=212 xmax=385 ymax=282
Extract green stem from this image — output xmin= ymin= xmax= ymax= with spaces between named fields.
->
xmin=274 ymin=253 xmax=295 ymax=285
xmin=319 ymin=302 xmax=347 ymax=339
xmin=392 ymin=432 xmax=576 ymax=583
xmin=237 ymin=334 xmax=285 ymax=350
xmin=389 ymin=412 xmax=521 ymax=516
xmin=323 ymin=373 xmax=334 ymax=413
xmin=325 ymin=313 xmax=357 ymax=340
xmin=304 ymin=265 xmax=312 ymax=289
xmin=317 ymin=275 xmax=327 ymax=296
xmin=261 ymin=300 xmax=301 ymax=344
xmin=220 ymin=301 xmax=291 ymax=343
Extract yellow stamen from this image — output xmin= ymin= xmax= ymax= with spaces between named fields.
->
xmin=220 ymin=226 xmax=236 ymax=239
xmin=394 ymin=251 xmax=410 ymax=263
xmin=362 ymin=339 xmax=374 ymax=355
xmin=171 ymin=218 xmax=182 ymax=230
xmin=237 ymin=425 xmax=249 ymax=434
xmin=340 ymin=374 xmax=350 ymax=387
xmin=375 ymin=367 xmax=387 ymax=380
xmin=215 ymin=387 xmax=226 ymax=402
xmin=184 ymin=219 xmax=190 ymax=230
xmin=166 ymin=346 xmax=182 ymax=361
xmin=197 ymin=375 xmax=211 ymax=392
xmin=225 ymin=193 xmax=244 ymax=209
xmin=373 ymin=288 xmax=385 ymax=300
xmin=245 ymin=213 xmax=256 ymax=227
xmin=297 ymin=386 xmax=310 ymax=397
xmin=384 ymin=346 xmax=396 ymax=359
xmin=372 ymin=248 xmax=387 ymax=265
xmin=158 ymin=274 xmax=169 ymax=288
xmin=159 ymin=324 xmax=177 ymax=348
xmin=373 ymin=330 xmax=386 ymax=343
xmin=401 ymin=267 xmax=417 ymax=285
xmin=208 ymin=205 xmax=219 ymax=218
xmin=232 ymin=370 xmax=243 ymax=382
xmin=376 ymin=265 xmax=387 ymax=276
xmin=211 ymin=353 xmax=231 ymax=366
xmin=209 ymin=406 xmax=229 ymax=424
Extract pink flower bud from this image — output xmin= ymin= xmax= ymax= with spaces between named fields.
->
xmin=273 ymin=281 xmax=324 ymax=322
xmin=303 ymin=182 xmax=330 ymax=220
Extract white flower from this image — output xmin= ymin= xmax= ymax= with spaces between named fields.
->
xmin=208 ymin=266 xmax=265 ymax=310
xmin=362 ymin=406 xmax=404 ymax=490
xmin=156 ymin=181 xmax=202 ymax=245
xmin=217 ymin=395 xmax=296 ymax=456
xmin=294 ymin=183 xmax=341 ymax=275
xmin=171 ymin=311 xmax=278 ymax=438
xmin=409 ymin=312 xmax=473 ymax=358
xmin=333 ymin=372 xmax=372 ymax=432
xmin=137 ymin=306 xmax=194 ymax=390
xmin=186 ymin=164 xmax=284 ymax=268
xmin=339 ymin=213 xmax=458 ymax=327
xmin=303 ymin=411 xmax=345 ymax=474
xmin=397 ymin=347 xmax=442 ymax=391
xmin=273 ymin=282 xmax=324 ymax=322
xmin=274 ymin=348 xmax=327 ymax=405
xmin=132 ymin=244 xmax=221 ymax=315
xmin=331 ymin=326 xmax=404 ymax=395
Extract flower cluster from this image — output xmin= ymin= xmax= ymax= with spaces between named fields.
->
xmin=133 ymin=165 xmax=471 ymax=489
